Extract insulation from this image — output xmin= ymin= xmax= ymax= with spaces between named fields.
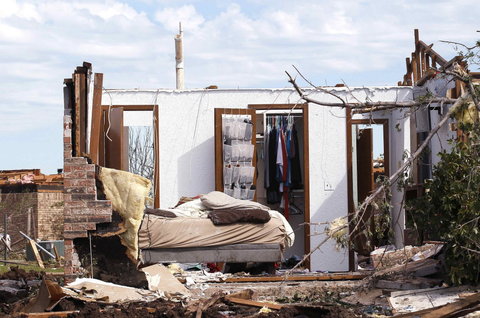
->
xmin=98 ymin=167 xmax=151 ymax=262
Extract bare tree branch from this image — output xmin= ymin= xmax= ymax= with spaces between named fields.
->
xmin=292 ymin=65 xmax=347 ymax=106
xmin=285 ymin=70 xmax=457 ymax=109
xmin=440 ymin=40 xmax=478 ymax=51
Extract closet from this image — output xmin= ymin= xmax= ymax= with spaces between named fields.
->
xmin=254 ymin=108 xmax=307 ymax=260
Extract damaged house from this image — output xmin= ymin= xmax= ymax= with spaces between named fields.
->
xmin=61 ymin=29 xmax=477 ymax=283
xmin=0 ymin=169 xmax=64 ymax=245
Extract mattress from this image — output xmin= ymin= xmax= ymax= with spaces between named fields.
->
xmin=138 ymin=214 xmax=290 ymax=250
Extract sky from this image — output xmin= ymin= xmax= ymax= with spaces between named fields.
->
xmin=0 ymin=0 xmax=479 ymax=174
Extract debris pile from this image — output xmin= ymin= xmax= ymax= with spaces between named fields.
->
xmin=1 ymin=243 xmax=479 ymax=317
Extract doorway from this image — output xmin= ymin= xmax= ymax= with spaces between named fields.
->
xmin=99 ymin=105 xmax=159 ymax=208
xmin=249 ymin=104 xmax=310 ymax=265
xmin=347 ymin=115 xmax=389 ymax=266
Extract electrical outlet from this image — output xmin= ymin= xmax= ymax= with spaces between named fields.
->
xmin=324 ymin=182 xmax=334 ymax=191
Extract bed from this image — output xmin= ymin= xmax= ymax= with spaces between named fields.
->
xmin=137 ymin=191 xmax=294 ymax=266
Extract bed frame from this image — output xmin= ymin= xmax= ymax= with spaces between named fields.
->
xmin=140 ymin=243 xmax=282 ymax=264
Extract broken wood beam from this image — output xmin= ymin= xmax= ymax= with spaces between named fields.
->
xmin=89 ymin=73 xmax=104 ymax=165
xmin=225 ymin=273 xmax=366 ymax=283
xmin=28 ymin=239 xmax=44 ymax=269
xmin=23 ymin=312 xmax=78 ymax=318
xmin=53 ymin=245 xmax=60 ymax=262
xmin=226 ymin=297 xmax=283 ymax=310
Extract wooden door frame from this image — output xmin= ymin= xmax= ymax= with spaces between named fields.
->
xmin=100 ymin=105 xmax=160 ymax=208
xmin=346 ymin=109 xmax=389 ymax=270
xmin=247 ymin=103 xmax=311 ymax=269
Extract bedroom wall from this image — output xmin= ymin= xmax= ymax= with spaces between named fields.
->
xmin=101 ymin=86 xmax=413 ymax=272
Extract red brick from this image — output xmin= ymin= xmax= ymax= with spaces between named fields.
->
xmin=88 ymin=215 xmax=111 ymax=223
xmin=71 ymin=193 xmax=96 ymax=201
xmin=76 ymin=179 xmax=95 ymax=187
xmin=63 ymin=179 xmax=78 ymax=187
xmin=86 ymin=201 xmax=112 ymax=209
xmin=65 ymin=201 xmax=87 ymax=208
xmin=65 ymin=157 xmax=88 ymax=165
xmin=96 ymin=208 xmax=113 ymax=216
xmin=64 ymin=231 xmax=88 ymax=239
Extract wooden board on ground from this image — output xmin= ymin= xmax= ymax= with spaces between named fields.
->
xmin=227 ymin=297 xmax=283 ymax=310
xmin=24 ymin=312 xmax=77 ymax=318
xmin=29 ymin=239 xmax=44 ymax=268
xmin=225 ymin=273 xmax=366 ymax=283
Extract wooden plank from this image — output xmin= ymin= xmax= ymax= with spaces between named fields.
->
xmin=53 ymin=245 xmax=60 ymax=262
xmin=29 ymin=239 xmax=44 ymax=268
xmin=227 ymin=297 xmax=283 ymax=310
xmin=411 ymin=53 xmax=418 ymax=83
xmin=375 ymin=278 xmax=442 ymax=291
xmin=89 ymin=73 xmax=103 ymax=165
xmin=225 ymin=273 xmax=366 ymax=283
xmin=73 ymin=73 xmax=82 ymax=156
xmin=302 ymin=105 xmax=311 ymax=270
xmin=153 ymin=106 xmax=160 ymax=208
xmin=79 ymin=73 xmax=87 ymax=155
xmin=25 ymin=312 xmax=77 ymax=318
xmin=214 ymin=108 xmax=224 ymax=192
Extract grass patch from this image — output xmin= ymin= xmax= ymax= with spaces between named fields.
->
xmin=0 ymin=262 xmax=64 ymax=274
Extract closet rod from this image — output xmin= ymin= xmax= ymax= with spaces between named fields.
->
xmin=265 ymin=114 xmax=303 ymax=118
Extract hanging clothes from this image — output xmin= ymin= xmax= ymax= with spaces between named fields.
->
xmin=267 ymin=125 xmax=281 ymax=204
xmin=290 ymin=124 xmax=302 ymax=189
xmin=263 ymin=115 xmax=303 ymax=218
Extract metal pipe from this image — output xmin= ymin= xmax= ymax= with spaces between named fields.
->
xmin=175 ymin=22 xmax=184 ymax=90
xmin=19 ymin=231 xmax=55 ymax=259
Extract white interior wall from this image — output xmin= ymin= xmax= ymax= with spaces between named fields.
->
xmin=102 ymin=86 xmax=413 ymax=271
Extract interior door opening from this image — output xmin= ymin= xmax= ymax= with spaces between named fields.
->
xmin=349 ymin=119 xmax=389 ymax=258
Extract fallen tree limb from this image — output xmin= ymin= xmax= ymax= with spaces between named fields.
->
xmin=285 ymin=70 xmax=456 ymax=109
xmin=283 ymin=86 xmax=468 ymax=274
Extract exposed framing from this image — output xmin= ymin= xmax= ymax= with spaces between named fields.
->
xmin=99 ymin=105 xmax=160 ymax=208
xmin=247 ymin=103 xmax=311 ymax=269
xmin=346 ymin=109 xmax=390 ymax=270
xmin=89 ymin=73 xmax=103 ymax=165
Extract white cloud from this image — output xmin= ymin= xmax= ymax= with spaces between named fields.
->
xmin=155 ymin=5 xmax=205 ymax=32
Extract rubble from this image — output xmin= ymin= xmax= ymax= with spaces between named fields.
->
xmin=0 ymin=225 xmax=478 ymax=318
xmin=0 ymin=250 xmax=479 ymax=318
